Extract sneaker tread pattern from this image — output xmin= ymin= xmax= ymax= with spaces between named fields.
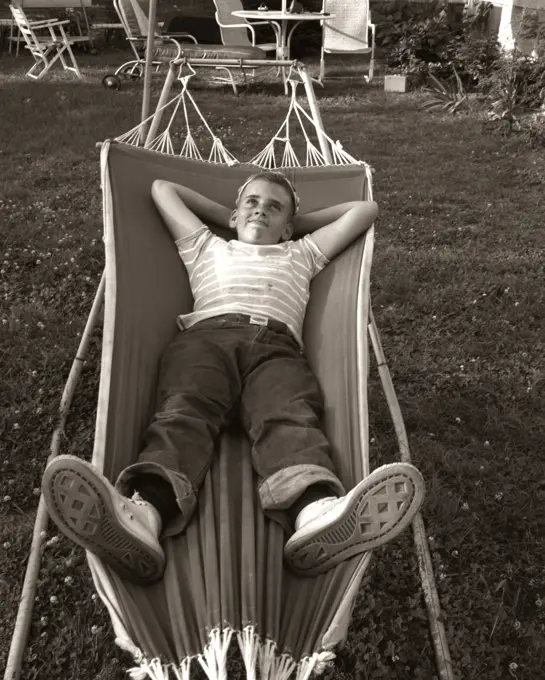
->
xmin=43 ymin=460 xmax=162 ymax=585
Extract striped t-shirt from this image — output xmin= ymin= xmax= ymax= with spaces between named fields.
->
xmin=175 ymin=225 xmax=329 ymax=346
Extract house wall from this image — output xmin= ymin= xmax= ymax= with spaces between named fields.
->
xmin=487 ymin=0 xmax=545 ymax=53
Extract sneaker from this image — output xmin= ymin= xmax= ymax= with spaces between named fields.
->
xmin=42 ymin=455 xmax=165 ymax=586
xmin=284 ymin=462 xmax=425 ymax=577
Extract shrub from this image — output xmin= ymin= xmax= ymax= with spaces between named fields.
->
xmin=447 ymin=33 xmax=502 ymax=88
xmin=376 ymin=0 xmax=501 ymax=88
xmin=482 ymin=52 xmax=545 ymax=114
xmin=378 ymin=2 xmax=456 ymax=83
xmin=518 ymin=113 xmax=545 ymax=147
xmin=481 ymin=47 xmax=545 ymax=142
xmin=519 ymin=9 xmax=545 ymax=56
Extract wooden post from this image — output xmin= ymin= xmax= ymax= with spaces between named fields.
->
xmin=298 ymin=64 xmax=333 ymax=165
xmin=140 ymin=0 xmax=158 ymax=140
xmin=144 ymin=61 xmax=178 ymax=147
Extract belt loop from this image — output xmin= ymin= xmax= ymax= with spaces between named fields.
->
xmin=249 ymin=314 xmax=269 ymax=326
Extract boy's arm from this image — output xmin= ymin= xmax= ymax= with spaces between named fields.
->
xmin=294 ymin=201 xmax=378 ymax=261
xmin=151 ymin=179 xmax=232 ymax=242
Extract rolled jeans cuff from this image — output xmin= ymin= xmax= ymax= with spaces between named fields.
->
xmin=259 ymin=463 xmax=346 ymax=513
xmin=115 ymin=461 xmax=197 ymax=539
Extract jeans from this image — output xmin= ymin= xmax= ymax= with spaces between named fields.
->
xmin=115 ymin=316 xmax=346 ymax=536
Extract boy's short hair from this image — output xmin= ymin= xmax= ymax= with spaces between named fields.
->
xmin=236 ymin=171 xmax=300 ymax=216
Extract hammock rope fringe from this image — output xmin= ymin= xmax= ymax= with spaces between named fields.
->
xmin=124 ymin=628 xmax=336 ymax=680
xmin=114 ymin=62 xmax=361 ymax=169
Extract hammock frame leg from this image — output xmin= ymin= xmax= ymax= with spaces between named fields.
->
xmin=368 ymin=307 xmax=454 ymax=680
xmin=144 ymin=62 xmax=178 ymax=147
xmin=140 ymin=0 xmax=158 ymax=143
xmin=4 ymin=272 xmax=106 ymax=680
xmin=297 ymin=67 xmax=333 ymax=165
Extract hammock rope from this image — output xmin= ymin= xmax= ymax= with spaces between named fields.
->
xmin=124 ymin=635 xmax=334 ymax=680
xmin=237 ymin=626 xmax=260 ymax=680
xmin=114 ymin=61 xmax=362 ymax=169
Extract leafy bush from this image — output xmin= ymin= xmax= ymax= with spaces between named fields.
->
xmin=518 ymin=113 xmax=545 ymax=147
xmin=376 ymin=0 xmax=501 ymax=88
xmin=481 ymin=51 xmax=545 ymax=137
xmin=519 ymin=9 xmax=545 ymax=56
xmin=378 ymin=2 xmax=456 ymax=82
xmin=447 ymin=33 xmax=502 ymax=87
xmin=479 ymin=46 xmax=545 ymax=143
xmin=509 ymin=55 xmax=545 ymax=109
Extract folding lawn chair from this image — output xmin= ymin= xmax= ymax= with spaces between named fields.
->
xmin=319 ymin=0 xmax=375 ymax=83
xmin=9 ymin=2 xmax=90 ymax=79
xmin=105 ymin=0 xmax=269 ymax=94
xmin=5 ymin=57 xmax=453 ymax=680
xmin=103 ymin=0 xmax=197 ymax=85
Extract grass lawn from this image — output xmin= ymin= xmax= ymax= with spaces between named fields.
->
xmin=1 ymin=46 xmax=544 ymax=680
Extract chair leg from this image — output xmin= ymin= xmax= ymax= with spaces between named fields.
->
xmin=27 ymin=58 xmax=45 ymax=79
xmin=366 ymin=25 xmax=376 ymax=83
xmin=9 ymin=18 xmax=14 ymax=54
xmin=63 ymin=42 xmax=82 ymax=77
xmin=368 ymin=31 xmax=376 ymax=82
xmin=58 ymin=47 xmax=69 ymax=71
xmin=27 ymin=45 xmax=57 ymax=79
xmin=319 ymin=49 xmax=325 ymax=84
xmin=214 ymin=66 xmax=238 ymax=95
xmin=28 ymin=44 xmax=81 ymax=80
xmin=15 ymin=25 xmax=21 ymax=57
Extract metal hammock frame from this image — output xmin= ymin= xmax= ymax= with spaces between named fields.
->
xmin=4 ymin=54 xmax=454 ymax=680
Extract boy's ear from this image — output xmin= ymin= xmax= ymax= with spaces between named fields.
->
xmin=229 ymin=209 xmax=238 ymax=230
xmin=281 ymin=221 xmax=294 ymax=241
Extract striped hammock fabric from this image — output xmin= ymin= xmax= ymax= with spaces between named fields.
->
xmin=90 ymin=141 xmax=375 ymax=679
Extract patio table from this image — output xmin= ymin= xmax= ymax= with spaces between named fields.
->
xmin=232 ymin=8 xmax=333 ymax=91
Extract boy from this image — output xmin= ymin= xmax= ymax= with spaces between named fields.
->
xmin=42 ymin=171 xmax=424 ymax=585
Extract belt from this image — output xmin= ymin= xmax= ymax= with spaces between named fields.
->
xmin=219 ymin=313 xmax=291 ymax=336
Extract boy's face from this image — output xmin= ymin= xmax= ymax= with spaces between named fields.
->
xmin=230 ymin=178 xmax=294 ymax=245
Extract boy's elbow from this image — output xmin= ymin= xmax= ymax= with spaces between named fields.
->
xmin=151 ymin=178 xmax=163 ymax=199
xmin=356 ymin=200 xmax=378 ymax=227
xmin=151 ymin=179 xmax=174 ymax=205
xmin=366 ymin=200 xmax=379 ymax=218
xmin=152 ymin=178 xmax=169 ymax=193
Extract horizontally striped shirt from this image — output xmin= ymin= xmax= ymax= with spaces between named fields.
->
xmin=175 ymin=225 xmax=329 ymax=346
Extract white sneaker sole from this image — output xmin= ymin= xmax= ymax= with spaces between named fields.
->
xmin=284 ymin=462 xmax=425 ymax=577
xmin=42 ymin=455 xmax=165 ymax=586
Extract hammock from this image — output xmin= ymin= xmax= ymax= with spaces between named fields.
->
xmin=92 ymin=140 xmax=373 ymax=680
xmin=5 ymin=61 xmax=453 ymax=680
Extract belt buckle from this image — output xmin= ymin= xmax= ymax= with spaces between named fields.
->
xmin=249 ymin=314 xmax=269 ymax=326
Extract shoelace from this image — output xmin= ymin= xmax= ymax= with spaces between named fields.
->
xmin=130 ymin=491 xmax=150 ymax=507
